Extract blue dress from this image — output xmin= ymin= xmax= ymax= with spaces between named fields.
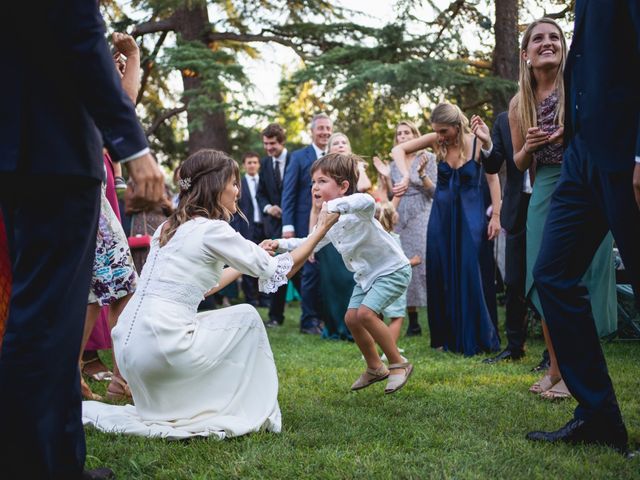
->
xmin=426 ymin=142 xmax=500 ymax=356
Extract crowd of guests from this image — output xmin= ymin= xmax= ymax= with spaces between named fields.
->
xmin=1 ymin=1 xmax=639 ymax=478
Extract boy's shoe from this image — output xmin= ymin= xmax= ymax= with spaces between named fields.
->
xmin=351 ymin=364 xmax=389 ymax=391
xmin=405 ymin=324 xmax=422 ymax=337
xmin=384 ymin=362 xmax=413 ymax=394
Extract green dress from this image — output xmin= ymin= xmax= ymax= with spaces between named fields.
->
xmin=317 ymin=244 xmax=353 ymax=341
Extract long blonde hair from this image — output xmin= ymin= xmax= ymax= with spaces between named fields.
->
xmin=159 ymin=149 xmax=242 ymax=247
xmin=393 ymin=121 xmax=421 ymax=145
xmin=327 ymin=132 xmax=352 ymax=154
xmin=430 ymin=102 xmax=470 ymax=163
xmin=514 ymin=18 xmax=567 ymax=138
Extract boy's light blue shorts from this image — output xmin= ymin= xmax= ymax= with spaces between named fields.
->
xmin=381 ymin=289 xmax=407 ymax=319
xmin=348 ymin=264 xmax=411 ymax=314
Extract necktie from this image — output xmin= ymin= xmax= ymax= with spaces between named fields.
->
xmin=273 ymin=159 xmax=282 ymax=189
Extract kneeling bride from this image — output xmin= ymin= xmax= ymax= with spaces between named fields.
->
xmin=82 ymin=150 xmax=338 ymax=439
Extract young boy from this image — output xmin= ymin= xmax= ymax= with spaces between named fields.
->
xmin=264 ymin=153 xmax=413 ymax=394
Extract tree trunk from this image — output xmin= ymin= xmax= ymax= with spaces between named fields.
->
xmin=492 ymin=0 xmax=519 ymax=117
xmin=174 ymin=2 xmax=230 ymax=154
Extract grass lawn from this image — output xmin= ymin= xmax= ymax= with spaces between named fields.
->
xmin=85 ymin=303 xmax=640 ymax=479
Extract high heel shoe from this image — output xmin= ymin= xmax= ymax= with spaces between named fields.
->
xmin=106 ymin=374 xmax=133 ymax=402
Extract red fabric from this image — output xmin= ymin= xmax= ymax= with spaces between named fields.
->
xmin=0 ymin=210 xmax=11 ymax=352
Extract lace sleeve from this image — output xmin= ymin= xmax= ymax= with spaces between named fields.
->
xmin=258 ymin=253 xmax=293 ymax=294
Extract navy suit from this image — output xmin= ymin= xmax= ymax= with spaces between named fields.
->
xmin=256 ymin=154 xmax=302 ymax=323
xmin=281 ymin=145 xmax=322 ymax=330
xmin=533 ymin=0 xmax=640 ymax=426
xmin=0 ymin=2 xmax=148 ymax=478
xmin=238 ymin=175 xmax=266 ymax=305
xmin=484 ymin=112 xmax=530 ymax=355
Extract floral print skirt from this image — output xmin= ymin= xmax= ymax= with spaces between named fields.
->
xmin=88 ymin=189 xmax=137 ymax=306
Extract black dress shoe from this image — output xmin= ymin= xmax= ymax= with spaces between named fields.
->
xmin=82 ymin=468 xmax=115 ymax=479
xmin=405 ymin=324 xmax=422 ymax=337
xmin=300 ymin=324 xmax=322 ymax=335
xmin=482 ymin=349 xmax=524 ymax=364
xmin=531 ymin=357 xmax=551 ymax=372
xmin=265 ymin=319 xmax=282 ymax=328
xmin=526 ymin=417 xmax=628 ymax=453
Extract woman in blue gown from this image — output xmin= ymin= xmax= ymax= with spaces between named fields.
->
xmin=391 ymin=103 xmax=502 ymax=356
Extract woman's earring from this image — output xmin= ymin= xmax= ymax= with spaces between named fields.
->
xmin=526 ymin=59 xmax=532 ymax=68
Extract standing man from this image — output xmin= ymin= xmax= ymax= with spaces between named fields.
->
xmin=526 ymin=0 xmax=640 ymax=453
xmin=482 ymin=112 xmax=531 ymax=363
xmin=238 ymin=151 xmax=267 ymax=307
xmin=281 ymin=113 xmax=333 ymax=335
xmin=0 ymin=2 xmax=164 ymax=479
xmin=257 ymin=123 xmax=301 ymax=327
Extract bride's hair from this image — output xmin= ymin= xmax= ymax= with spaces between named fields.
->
xmin=159 ymin=149 xmax=242 ymax=247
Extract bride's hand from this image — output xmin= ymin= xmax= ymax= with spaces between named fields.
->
xmin=315 ymin=202 xmax=339 ymax=231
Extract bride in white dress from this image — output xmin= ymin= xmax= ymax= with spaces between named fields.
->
xmin=82 ymin=149 xmax=338 ymax=440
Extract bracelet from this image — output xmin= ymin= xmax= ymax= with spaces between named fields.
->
xmin=419 ymin=173 xmax=427 ymax=180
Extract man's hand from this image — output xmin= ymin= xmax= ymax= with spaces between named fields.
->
xmin=259 ymin=239 xmax=279 ymax=255
xmin=634 ymin=163 xmax=640 ymax=211
xmin=125 ymin=153 xmax=164 ymax=204
xmin=267 ymin=205 xmax=282 ymax=218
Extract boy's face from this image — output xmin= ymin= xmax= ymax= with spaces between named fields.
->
xmin=243 ymin=156 xmax=260 ymax=176
xmin=311 ymin=169 xmax=348 ymax=207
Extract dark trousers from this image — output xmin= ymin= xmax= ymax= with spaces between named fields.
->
xmin=533 ymin=138 xmax=640 ymax=423
xmin=268 ymin=269 xmax=302 ymax=324
xmin=300 ymin=258 xmax=322 ymax=328
xmin=0 ymin=174 xmax=101 ymax=479
xmin=241 ymin=222 xmax=267 ymax=305
xmin=504 ymin=194 xmax=530 ymax=354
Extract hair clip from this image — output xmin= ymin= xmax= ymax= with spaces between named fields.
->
xmin=178 ymin=177 xmax=192 ymax=191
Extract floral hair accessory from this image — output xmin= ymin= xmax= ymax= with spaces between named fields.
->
xmin=178 ymin=177 xmax=192 ymax=191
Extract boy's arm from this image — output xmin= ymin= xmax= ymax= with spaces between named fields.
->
xmin=326 ymin=193 xmax=375 ymax=218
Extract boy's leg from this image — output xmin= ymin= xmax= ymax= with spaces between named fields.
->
xmin=345 ymin=308 xmax=380 ymax=368
xmin=356 ymin=305 xmax=403 ymax=365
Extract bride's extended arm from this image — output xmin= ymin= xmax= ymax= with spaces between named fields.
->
xmin=205 ymin=267 xmax=242 ymax=296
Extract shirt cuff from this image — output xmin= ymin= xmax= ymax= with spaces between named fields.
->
xmin=635 ymin=156 xmax=640 ymax=164
xmin=481 ymin=145 xmax=493 ymax=157
xmin=282 ymin=225 xmax=295 ymax=234
xmin=263 ymin=204 xmax=273 ymax=214
xmin=118 ymin=147 xmax=150 ymax=164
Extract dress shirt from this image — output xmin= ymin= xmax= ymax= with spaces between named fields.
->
xmin=263 ymin=149 xmax=288 ymax=214
xmin=312 ymin=143 xmax=326 ymax=159
xmin=245 ymin=173 xmax=261 ymax=223
xmin=119 ymin=147 xmax=150 ymax=164
xmin=276 ymin=193 xmax=409 ymax=291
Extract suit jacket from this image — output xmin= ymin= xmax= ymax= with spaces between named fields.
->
xmin=0 ymin=1 xmax=148 ymax=180
xmin=483 ymin=112 xmax=528 ymax=233
xmin=256 ymin=152 xmax=291 ymax=239
xmin=564 ymin=0 xmax=640 ymax=172
xmin=281 ymin=145 xmax=318 ymax=237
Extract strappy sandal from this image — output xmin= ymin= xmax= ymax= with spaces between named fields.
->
xmin=81 ymin=356 xmax=113 ymax=382
xmin=351 ymin=364 xmax=389 ymax=391
xmin=529 ymin=374 xmax=561 ymax=394
xmin=540 ymin=379 xmax=572 ymax=400
xmin=81 ymin=376 xmax=103 ymax=401
xmin=106 ymin=374 xmax=133 ymax=402
xmin=384 ymin=362 xmax=413 ymax=394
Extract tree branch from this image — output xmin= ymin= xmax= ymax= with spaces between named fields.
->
xmin=133 ymin=17 xmax=176 ymax=37
xmin=544 ymin=5 xmax=572 ymax=20
xmin=206 ymin=30 xmax=306 ymax=58
xmin=462 ymin=98 xmax=491 ymax=111
xmin=146 ymin=105 xmax=188 ymax=137
xmin=136 ymin=30 xmax=169 ymax=106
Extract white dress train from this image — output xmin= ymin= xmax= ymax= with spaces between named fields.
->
xmin=82 ymin=217 xmax=291 ymax=440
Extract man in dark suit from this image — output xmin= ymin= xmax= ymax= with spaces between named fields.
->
xmin=238 ymin=151 xmax=267 ymax=306
xmin=0 ymin=2 xmax=164 ymax=478
xmin=526 ymin=0 xmax=640 ymax=452
xmin=281 ymin=113 xmax=333 ymax=334
xmin=256 ymin=124 xmax=302 ymax=326
xmin=482 ymin=112 xmax=531 ymax=363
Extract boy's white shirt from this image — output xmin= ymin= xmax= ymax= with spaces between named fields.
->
xmin=276 ymin=193 xmax=409 ymax=291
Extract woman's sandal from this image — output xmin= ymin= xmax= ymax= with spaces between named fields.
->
xmin=529 ymin=374 xmax=561 ymax=394
xmin=351 ymin=364 xmax=389 ymax=391
xmin=540 ymin=379 xmax=572 ymax=400
xmin=81 ymin=376 xmax=103 ymax=401
xmin=384 ymin=362 xmax=413 ymax=394
xmin=106 ymin=374 xmax=133 ymax=402
xmin=81 ymin=356 xmax=113 ymax=382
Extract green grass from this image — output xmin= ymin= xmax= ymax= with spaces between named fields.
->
xmin=85 ymin=304 xmax=640 ymax=479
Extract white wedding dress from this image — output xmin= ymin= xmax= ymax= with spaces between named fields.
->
xmin=82 ymin=217 xmax=292 ymax=440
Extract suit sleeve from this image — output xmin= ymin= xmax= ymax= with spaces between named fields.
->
xmin=482 ymin=120 xmax=506 ymax=174
xmin=630 ymin=0 xmax=640 ymax=158
xmin=53 ymin=0 xmax=148 ymax=161
xmin=281 ymin=153 xmax=300 ymax=232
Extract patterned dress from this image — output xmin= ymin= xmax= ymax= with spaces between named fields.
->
xmin=390 ymin=152 xmax=437 ymax=307
xmin=88 ymin=182 xmax=137 ymax=306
